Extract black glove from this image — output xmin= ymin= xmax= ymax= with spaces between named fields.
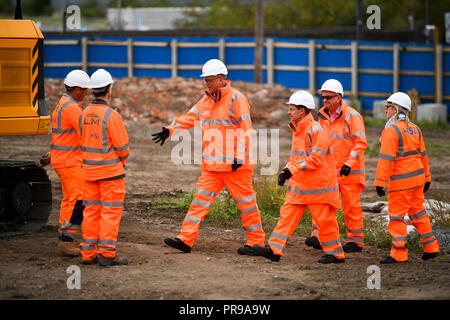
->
xmin=278 ymin=168 xmax=293 ymax=186
xmin=340 ymin=165 xmax=351 ymax=177
xmin=424 ymin=182 xmax=431 ymax=193
xmin=231 ymin=158 xmax=243 ymax=172
xmin=376 ymin=186 xmax=385 ymax=197
xmin=151 ymin=127 xmax=170 ymax=146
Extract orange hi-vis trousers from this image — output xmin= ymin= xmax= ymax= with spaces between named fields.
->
xmin=177 ymin=169 xmax=265 ymax=248
xmin=270 ymin=203 xmax=344 ymax=259
xmin=81 ymin=178 xmax=125 ymax=260
xmin=387 ymin=185 xmax=439 ymax=261
xmin=310 ymin=183 xmax=364 ymax=247
xmin=54 ymin=166 xmax=84 ymax=240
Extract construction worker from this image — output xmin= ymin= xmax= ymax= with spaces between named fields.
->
xmin=307 ymin=79 xmax=367 ymax=253
xmin=152 ymin=59 xmax=266 ymax=255
xmin=40 ymin=70 xmax=90 ymax=256
xmin=252 ymin=91 xmax=345 ymax=264
xmin=375 ymin=92 xmax=440 ymax=264
xmin=79 ymin=69 xmax=129 ymax=267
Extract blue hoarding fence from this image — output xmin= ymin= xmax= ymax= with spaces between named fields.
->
xmin=43 ymin=36 xmax=450 ymax=119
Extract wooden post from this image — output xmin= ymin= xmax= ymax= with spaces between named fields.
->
xmin=254 ymin=0 xmax=264 ymax=83
xmin=127 ymin=38 xmax=133 ymax=78
xmin=351 ymin=41 xmax=358 ymax=98
xmin=434 ymin=28 xmax=442 ymax=104
xmin=171 ymin=39 xmax=178 ymax=79
xmin=393 ymin=43 xmax=400 ymax=92
xmin=81 ymin=36 xmax=87 ymax=72
xmin=266 ymin=38 xmax=274 ymax=84
xmin=219 ymin=38 xmax=225 ymax=62
xmin=308 ymin=40 xmax=316 ymax=95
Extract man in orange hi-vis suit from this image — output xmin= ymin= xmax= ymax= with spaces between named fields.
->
xmin=308 ymin=79 xmax=367 ymax=253
xmin=375 ymin=92 xmax=440 ymax=264
xmin=152 ymin=59 xmax=265 ymax=255
xmin=252 ymin=90 xmax=344 ymax=264
xmin=40 ymin=70 xmax=90 ymax=257
xmin=79 ymin=69 xmax=129 ymax=267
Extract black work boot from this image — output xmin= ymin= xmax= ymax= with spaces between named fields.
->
xmin=164 ymin=237 xmax=191 ymax=253
xmin=252 ymin=244 xmax=281 ymax=262
xmin=237 ymin=245 xmax=258 ymax=256
xmin=422 ymin=252 xmax=440 ymax=261
xmin=317 ymin=254 xmax=345 ymax=264
xmin=98 ymin=254 xmax=128 ymax=267
xmin=305 ymin=236 xmax=322 ymax=250
xmin=80 ymin=257 xmax=98 ymax=265
xmin=343 ymin=242 xmax=363 ymax=253
xmin=380 ymin=256 xmax=407 ymax=264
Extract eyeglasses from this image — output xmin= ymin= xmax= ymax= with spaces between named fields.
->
xmin=322 ymin=95 xmax=337 ymax=101
xmin=204 ymin=76 xmax=221 ymax=83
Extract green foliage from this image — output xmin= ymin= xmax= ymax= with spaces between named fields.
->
xmin=23 ymin=0 xmax=53 ymax=16
xmin=80 ymin=0 xmax=106 ymax=18
xmin=0 ymin=0 xmax=14 ymax=15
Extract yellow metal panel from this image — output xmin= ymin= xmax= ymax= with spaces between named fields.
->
xmin=0 ymin=20 xmax=43 ymax=39
xmin=0 ymin=117 xmax=40 ymax=136
xmin=37 ymin=115 xmax=50 ymax=135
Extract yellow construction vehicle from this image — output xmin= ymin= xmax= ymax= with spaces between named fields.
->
xmin=0 ymin=3 xmax=52 ymax=236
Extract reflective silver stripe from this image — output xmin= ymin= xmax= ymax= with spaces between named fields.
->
xmin=391 ymin=124 xmax=404 ymax=154
xmin=390 ymin=168 xmax=425 ymax=181
xmin=391 ymin=245 xmax=407 ymax=250
xmin=191 ymin=199 xmax=212 ymax=207
xmin=392 ymin=236 xmax=408 ymax=242
xmin=322 ymin=240 xmax=340 ymax=246
xmin=389 ymin=215 xmax=404 ymax=221
xmin=287 ymin=184 xmax=339 ymax=195
xmin=346 ymin=227 xmax=363 ymax=234
xmin=56 ymin=99 xmax=75 ymax=132
xmin=243 ymin=224 xmax=262 ymax=232
xmin=52 ymin=128 xmax=77 ymax=134
xmin=51 ymin=144 xmax=80 ymax=151
xmin=345 ymin=111 xmax=361 ymax=121
xmin=270 ymin=232 xmax=289 ymax=241
xmin=349 ymin=168 xmax=365 ymax=175
xmin=323 ymin=247 xmax=344 ymax=255
xmin=231 ymin=115 xmax=251 ymax=125
xmin=101 ymin=201 xmax=123 ymax=207
xmin=83 ymin=200 xmax=101 ymax=206
xmin=352 ymin=131 xmax=366 ymax=137
xmin=173 ymin=123 xmax=180 ymax=135
xmin=184 ymin=216 xmax=202 ymax=224
xmin=347 ymin=237 xmax=364 ymax=243
xmin=291 ymin=150 xmax=310 ymax=156
xmin=311 ymin=147 xmax=328 ymax=156
xmin=97 ymin=245 xmax=115 ymax=250
xmin=82 ymin=238 xmax=98 ymax=244
xmin=379 ymin=153 xmax=396 ymax=162
xmin=79 ymin=114 xmax=83 ymax=136
xmin=81 ymin=145 xmax=115 ymax=154
xmin=189 ymin=107 xmax=200 ymax=118
xmin=422 ymin=238 xmax=437 ymax=245
xmin=58 ymin=230 xmax=75 ymax=238
xmin=299 ymin=160 xmax=307 ymax=170
xmin=80 ymin=245 xmax=96 ymax=250
xmin=202 ymin=155 xmax=234 ymax=162
xmin=310 ymin=125 xmax=323 ymax=133
xmin=235 ymin=194 xmax=256 ymax=204
xmin=201 ymin=119 xmax=233 ymax=125
xmin=119 ymin=154 xmax=128 ymax=161
xmin=409 ymin=209 xmax=426 ymax=220
xmin=83 ymin=158 xmax=122 ymax=165
xmin=98 ymin=239 xmax=117 ymax=246
xmin=350 ymin=150 xmax=359 ymax=159
xmin=60 ymin=221 xmax=79 ymax=230
xmin=330 ymin=134 xmax=350 ymax=140
xmin=115 ymin=143 xmax=129 ymax=152
xmin=419 ymin=232 xmax=434 ymax=239
xmin=421 ymin=150 xmax=428 ymax=157
xmin=268 ymin=241 xmax=285 ymax=252
xmin=397 ymin=149 xmax=421 ymax=157
xmin=102 ymin=108 xmax=113 ymax=149
xmin=196 ymin=189 xmax=217 ymax=198
xmin=239 ymin=206 xmax=258 ymax=215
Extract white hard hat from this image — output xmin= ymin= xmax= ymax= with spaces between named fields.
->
xmin=64 ymin=70 xmax=90 ymax=88
xmin=200 ymin=59 xmax=228 ymax=77
xmin=386 ymin=92 xmax=411 ymax=112
xmin=286 ymin=90 xmax=316 ymax=110
xmin=320 ymin=79 xmax=344 ymax=97
xmin=90 ymin=68 xmax=114 ymax=89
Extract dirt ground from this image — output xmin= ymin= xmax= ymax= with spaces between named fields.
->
xmin=1 ymin=95 xmax=450 ymax=303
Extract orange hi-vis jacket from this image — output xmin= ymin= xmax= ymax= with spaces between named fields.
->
xmin=375 ymin=119 xmax=430 ymax=192
xmin=80 ymin=99 xmax=129 ymax=181
xmin=318 ymin=102 xmax=367 ymax=187
xmin=50 ymin=94 xmax=82 ymax=168
xmin=167 ymin=81 xmax=253 ymax=172
xmin=285 ymin=113 xmax=341 ymax=210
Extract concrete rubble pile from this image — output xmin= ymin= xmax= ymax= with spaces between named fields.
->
xmin=45 ymin=77 xmax=294 ymax=127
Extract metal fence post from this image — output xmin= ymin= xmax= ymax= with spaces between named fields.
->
xmin=266 ymin=38 xmax=274 ymax=84
xmin=435 ymin=43 xmax=443 ymax=104
xmin=393 ymin=43 xmax=400 ymax=92
xmin=351 ymin=41 xmax=358 ymax=98
xmin=219 ymin=38 xmax=225 ymax=62
xmin=308 ymin=40 xmax=316 ymax=95
xmin=81 ymin=36 xmax=87 ymax=72
xmin=127 ymin=38 xmax=133 ymax=78
xmin=171 ymin=39 xmax=178 ymax=79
